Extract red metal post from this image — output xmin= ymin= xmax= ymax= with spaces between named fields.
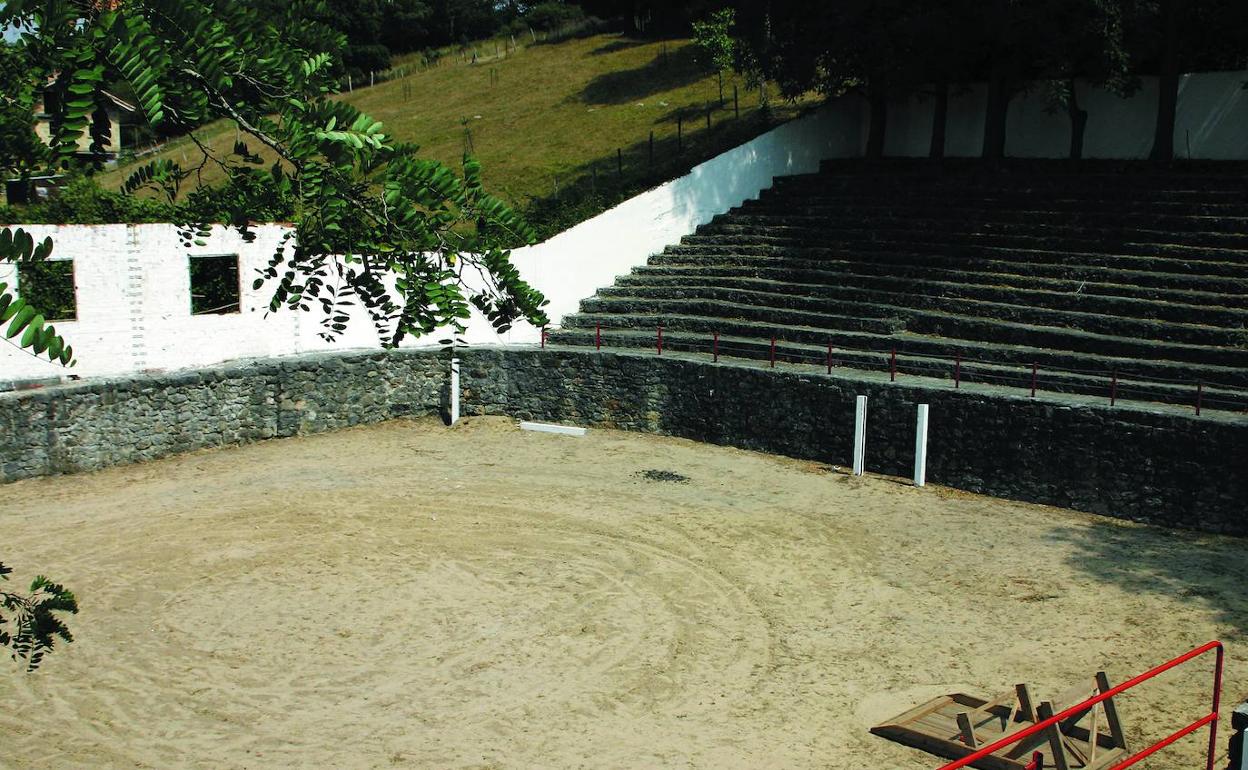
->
xmin=1207 ymin=643 xmax=1224 ymax=770
xmin=1110 ymin=370 xmax=1118 ymax=406
xmin=1196 ymin=381 xmax=1203 ymax=416
xmin=890 ymin=348 xmax=897 ymax=381
xmin=1030 ymin=362 xmax=1037 ymax=398
xmin=713 ymin=331 xmax=719 ymax=362
xmin=657 ymin=325 xmax=663 ymax=356
xmin=955 ymin=355 xmax=961 ymax=388
xmin=595 ymin=323 xmax=601 ymax=350
xmin=826 ymin=341 xmax=833 ymax=375
xmin=541 ymin=325 xmax=547 ymax=349
xmin=769 ymin=336 xmax=776 ymax=368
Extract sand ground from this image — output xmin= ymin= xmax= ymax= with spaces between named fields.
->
xmin=1 ymin=416 xmax=1245 ymax=769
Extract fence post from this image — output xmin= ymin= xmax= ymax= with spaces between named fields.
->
xmin=853 ymin=395 xmax=868 ymax=476
xmin=1030 ymin=362 xmax=1038 ymax=398
xmin=914 ymin=404 xmax=929 ymax=487
xmin=449 ymin=357 xmax=460 ymax=425
xmin=595 ymin=323 xmax=601 ymax=350
xmin=657 ymin=324 xmax=663 ymax=356
xmin=1229 ymin=702 xmax=1248 ymax=770
xmin=826 ymin=341 xmax=833 ymax=374
xmin=713 ymin=331 xmax=719 ymax=362
xmin=1196 ymin=381 xmax=1203 ymax=416
xmin=617 ymin=147 xmax=623 ymax=179
xmin=769 ymin=336 xmax=776 ymax=368
xmin=954 ymin=354 xmax=961 ymax=388
xmin=890 ymin=348 xmax=897 ymax=381
xmin=541 ymin=325 xmax=547 ymax=348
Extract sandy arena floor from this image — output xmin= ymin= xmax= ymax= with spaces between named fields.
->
xmin=1 ymin=416 xmax=1246 ymax=769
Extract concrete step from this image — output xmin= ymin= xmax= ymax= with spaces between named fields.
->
xmin=548 ymin=329 xmax=1246 ymax=409
xmin=610 ymin=273 xmax=1248 ymax=329
xmin=723 ymin=207 xmax=1248 ymax=236
xmin=694 ymin=220 xmax=1248 ymax=253
xmin=627 ymin=263 xmax=1248 ymax=310
xmin=548 ymin=326 xmax=1248 ymax=398
xmin=674 ymin=233 xmax=1248 ymax=276
xmin=574 ymin=292 xmax=1248 ymax=365
xmin=649 ymin=247 xmax=1248 ymax=294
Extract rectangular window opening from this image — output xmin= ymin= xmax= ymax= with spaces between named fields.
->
xmin=189 ymin=254 xmax=240 ymax=315
xmin=16 ymin=260 xmax=77 ymax=321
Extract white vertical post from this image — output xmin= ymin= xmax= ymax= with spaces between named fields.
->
xmin=450 ymin=357 xmax=460 ymax=425
xmin=914 ymin=403 xmax=930 ymax=487
xmin=852 ymin=395 xmax=867 ymax=476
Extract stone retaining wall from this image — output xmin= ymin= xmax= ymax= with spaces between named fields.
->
xmin=3 ymin=347 xmax=1245 ymax=534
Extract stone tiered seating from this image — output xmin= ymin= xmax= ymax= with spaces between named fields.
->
xmin=549 ymin=160 xmax=1248 ymax=410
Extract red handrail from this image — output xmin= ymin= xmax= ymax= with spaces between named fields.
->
xmin=936 ymin=640 xmax=1224 ymax=770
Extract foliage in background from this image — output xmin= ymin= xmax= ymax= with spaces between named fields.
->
xmin=1 ymin=0 xmax=549 ymax=351
xmin=0 ymin=562 xmax=78 ymax=673
xmin=0 ymin=42 xmax=51 ymax=182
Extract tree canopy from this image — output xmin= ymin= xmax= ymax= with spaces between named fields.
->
xmin=1 ymin=0 xmax=549 ymax=360
xmin=695 ymin=0 xmax=1248 ymax=160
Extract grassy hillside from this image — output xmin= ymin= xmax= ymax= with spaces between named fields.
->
xmin=99 ymin=33 xmax=817 ymax=237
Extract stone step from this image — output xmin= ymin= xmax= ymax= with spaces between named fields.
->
xmin=579 ymin=295 xmax=901 ymax=335
xmin=784 ymin=171 xmax=1248 ymax=197
xmin=610 ymin=273 xmax=1248 ymax=329
xmin=749 ymin=193 xmax=1248 ymax=218
xmin=628 ymin=263 xmax=1248 ymax=310
xmin=694 ymin=220 xmax=1248 ymax=253
xmin=722 ymin=207 xmax=1248 ymax=236
xmin=551 ymin=324 xmax=1248 ymax=394
xmin=576 ymin=293 xmax=1248 ymax=362
xmin=548 ymin=329 xmax=1247 ymax=409
xmin=649 ymin=248 xmax=1248 ymax=293
xmin=678 ymin=231 xmax=1248 ymax=273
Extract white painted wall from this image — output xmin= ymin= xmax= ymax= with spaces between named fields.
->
xmin=0 ymin=99 xmax=864 ymax=381
xmin=882 ymin=70 xmax=1248 ymax=160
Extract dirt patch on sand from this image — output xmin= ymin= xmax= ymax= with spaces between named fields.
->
xmin=2 ymin=416 xmax=1246 ymax=768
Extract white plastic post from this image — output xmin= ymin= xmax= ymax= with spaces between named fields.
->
xmin=852 ymin=395 xmax=867 ymax=476
xmin=914 ymin=403 xmax=930 ymax=487
xmin=449 ymin=357 xmax=460 ymax=425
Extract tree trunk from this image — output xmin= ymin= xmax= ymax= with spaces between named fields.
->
xmin=981 ymin=69 xmax=1010 ymax=161
xmin=1067 ymin=79 xmax=1088 ymax=160
xmin=1150 ymin=0 xmax=1179 ymax=161
xmin=929 ymin=81 xmax=948 ymax=159
xmin=865 ymin=88 xmax=888 ymax=159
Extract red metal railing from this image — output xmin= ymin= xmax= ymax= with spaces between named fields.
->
xmin=936 ymin=641 xmax=1224 ymax=770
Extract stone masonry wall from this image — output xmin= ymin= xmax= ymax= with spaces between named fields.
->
xmin=0 ymin=349 xmax=445 ymax=481
xmin=461 ymin=348 xmax=1248 ymax=534
xmin=3 ymin=346 xmax=1245 ymax=535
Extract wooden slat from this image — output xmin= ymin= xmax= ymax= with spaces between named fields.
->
xmin=1095 ymin=671 xmax=1130 ymax=753
xmin=1037 ymin=701 xmax=1071 ymax=770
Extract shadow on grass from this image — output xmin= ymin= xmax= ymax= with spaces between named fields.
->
xmin=589 ymin=37 xmax=650 ymax=56
xmin=1050 ymin=518 xmax=1248 ymax=642
xmin=579 ymin=43 xmax=708 ymax=105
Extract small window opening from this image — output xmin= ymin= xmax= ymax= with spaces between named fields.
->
xmin=189 ymin=254 xmax=240 ymax=315
xmin=16 ymin=260 xmax=77 ymax=321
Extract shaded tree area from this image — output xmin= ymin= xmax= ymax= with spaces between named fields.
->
xmin=695 ymin=0 xmax=1248 ymax=161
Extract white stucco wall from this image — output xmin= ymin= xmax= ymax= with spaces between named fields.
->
xmin=1 ymin=99 xmax=864 ymax=381
xmin=881 ymin=70 xmax=1248 ymax=159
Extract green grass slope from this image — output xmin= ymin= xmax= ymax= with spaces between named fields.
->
xmin=100 ymin=33 xmax=816 ymax=237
